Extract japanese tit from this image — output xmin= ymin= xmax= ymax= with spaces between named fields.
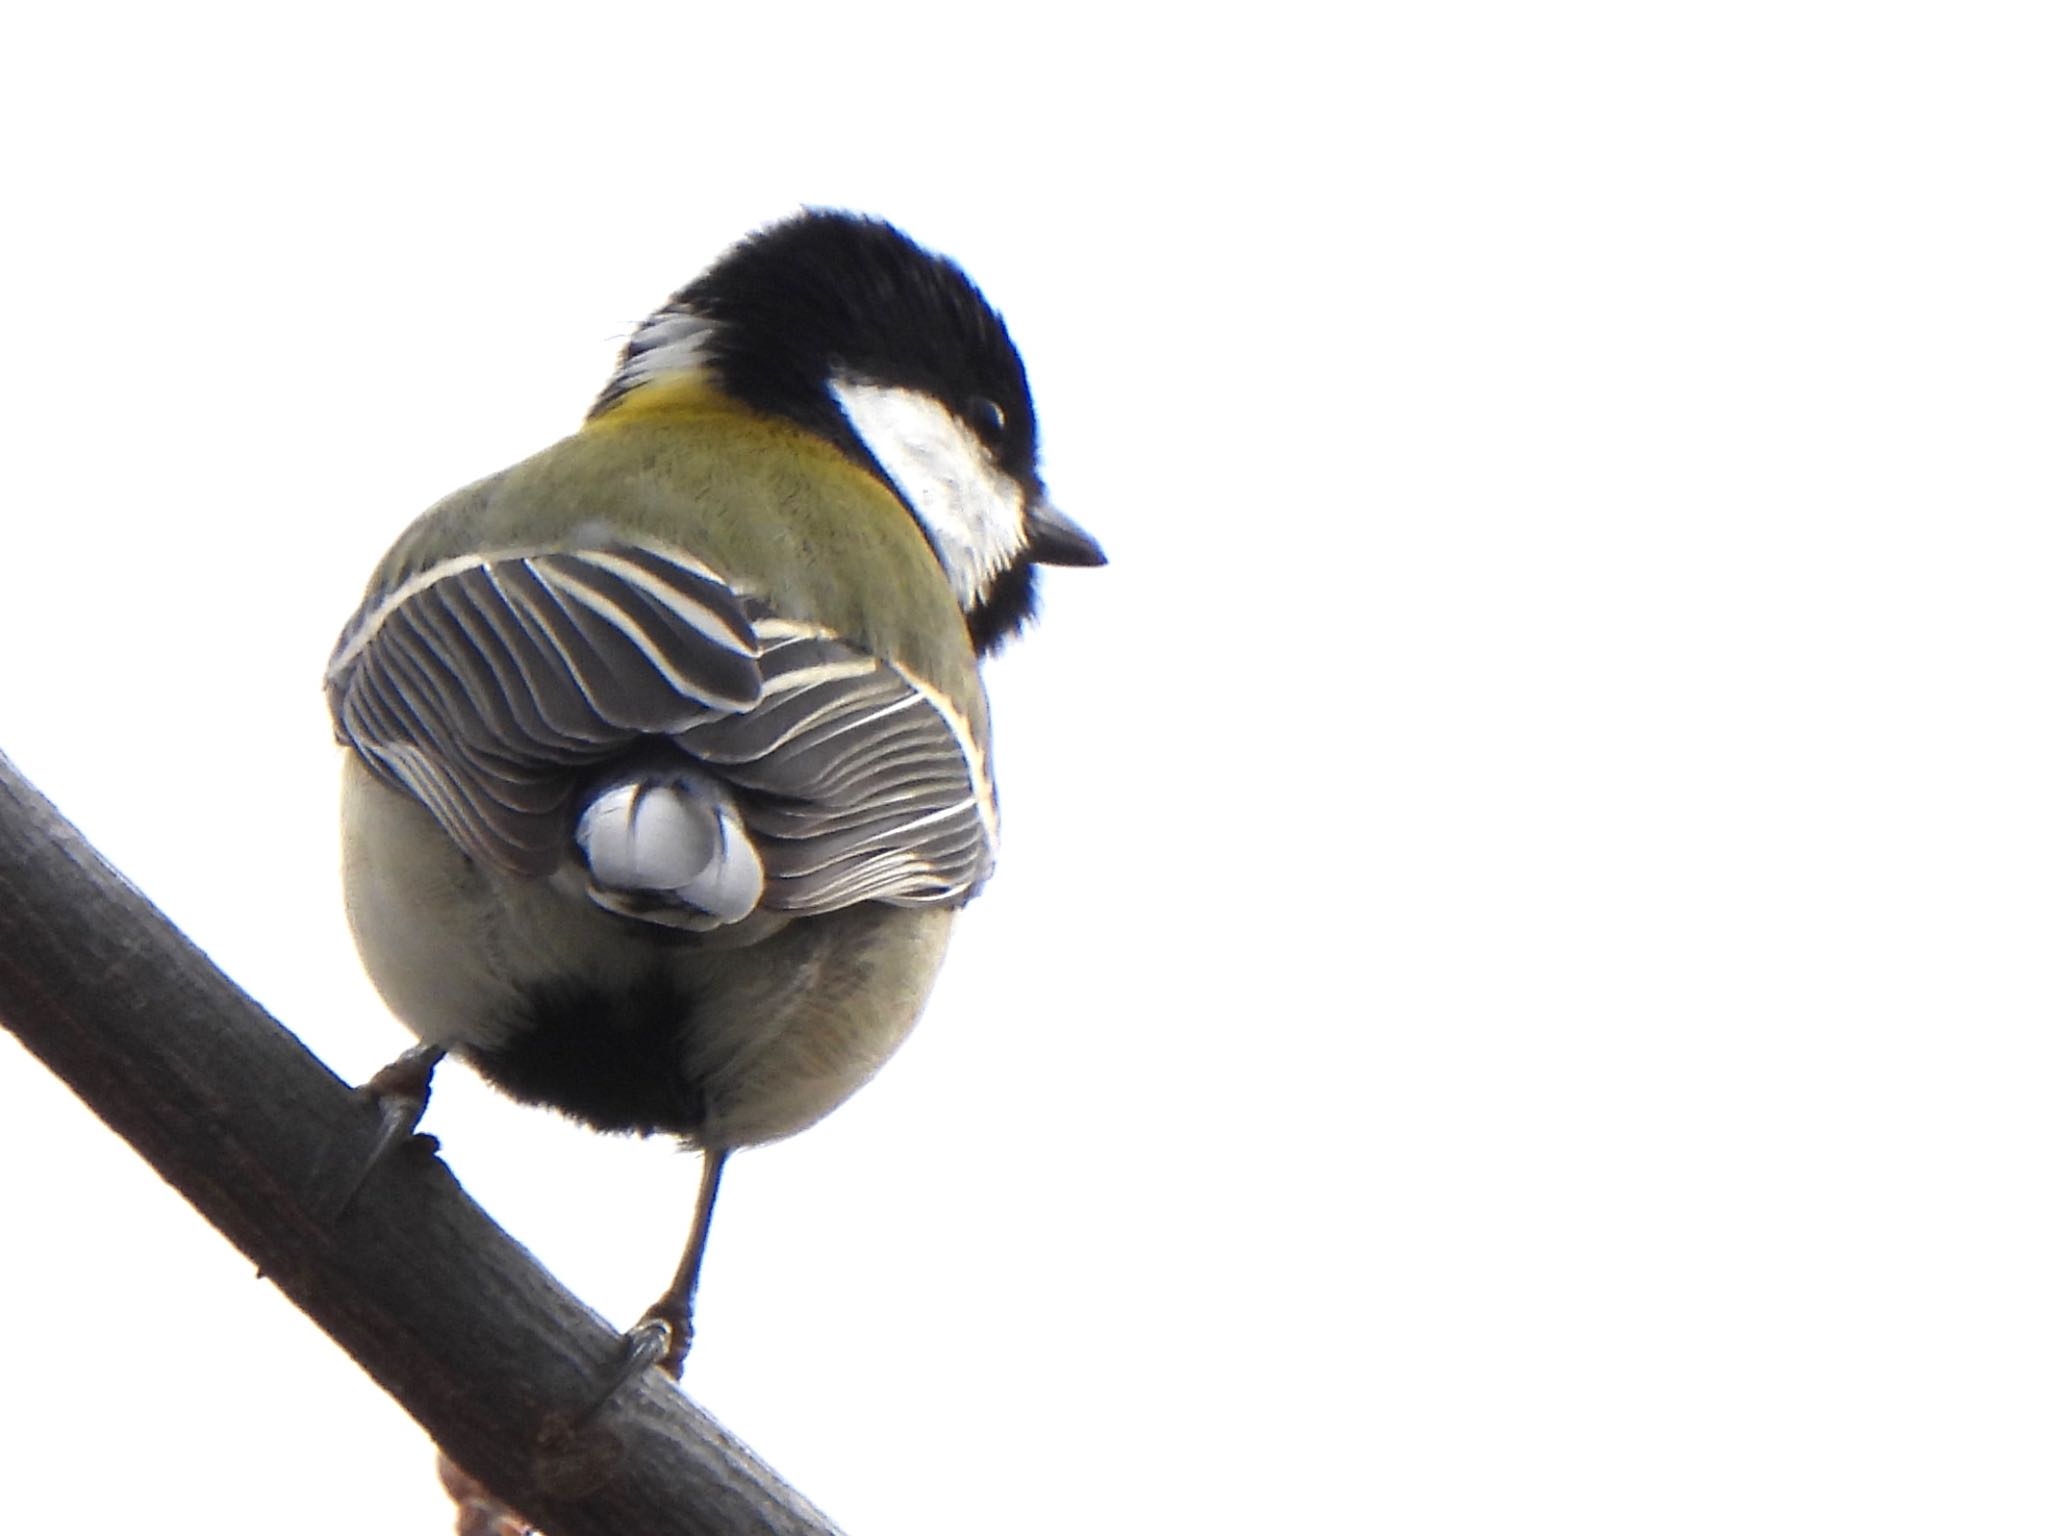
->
xmin=326 ymin=209 xmax=1102 ymax=1372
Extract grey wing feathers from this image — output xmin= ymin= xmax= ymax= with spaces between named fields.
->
xmin=328 ymin=543 xmax=995 ymax=911
xmin=680 ymin=625 xmax=997 ymax=911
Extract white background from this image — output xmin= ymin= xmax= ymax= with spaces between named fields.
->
xmin=2 ymin=4 xmax=2043 ymax=1532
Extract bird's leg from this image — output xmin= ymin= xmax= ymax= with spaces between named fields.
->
xmin=329 ymin=1043 xmax=446 ymax=1217
xmin=650 ymin=1145 xmax=732 ymax=1373
xmin=597 ymin=1147 xmax=731 ymax=1407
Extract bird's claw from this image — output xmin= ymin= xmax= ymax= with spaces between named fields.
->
xmin=327 ymin=1044 xmax=445 ymax=1218
xmin=578 ymin=1317 xmax=682 ymax=1424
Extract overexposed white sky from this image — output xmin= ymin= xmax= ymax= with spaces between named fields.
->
xmin=3 ymin=5 xmax=2044 ymax=1532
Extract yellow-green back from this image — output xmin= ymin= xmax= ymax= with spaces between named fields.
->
xmin=366 ymin=380 xmax=987 ymax=733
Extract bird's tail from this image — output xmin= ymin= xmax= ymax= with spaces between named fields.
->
xmin=573 ymin=757 xmax=765 ymax=930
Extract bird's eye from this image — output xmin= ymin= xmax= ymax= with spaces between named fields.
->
xmin=967 ymin=395 xmax=1006 ymax=442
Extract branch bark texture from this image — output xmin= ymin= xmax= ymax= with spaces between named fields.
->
xmin=0 ymin=750 xmax=842 ymax=1536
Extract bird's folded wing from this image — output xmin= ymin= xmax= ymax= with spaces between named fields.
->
xmin=327 ymin=543 xmax=996 ymax=908
xmin=681 ymin=621 xmax=996 ymax=910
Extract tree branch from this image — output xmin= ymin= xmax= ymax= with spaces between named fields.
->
xmin=0 ymin=750 xmax=842 ymax=1536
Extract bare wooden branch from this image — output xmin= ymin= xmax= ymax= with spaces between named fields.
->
xmin=0 ymin=750 xmax=843 ymax=1536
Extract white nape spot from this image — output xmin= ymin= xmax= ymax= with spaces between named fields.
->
xmin=603 ymin=304 xmax=717 ymax=401
xmin=829 ymin=377 xmax=1029 ymax=610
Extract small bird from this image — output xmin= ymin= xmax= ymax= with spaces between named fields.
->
xmin=326 ymin=209 xmax=1102 ymax=1375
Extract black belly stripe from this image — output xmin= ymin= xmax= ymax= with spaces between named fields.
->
xmin=467 ymin=974 xmax=708 ymax=1138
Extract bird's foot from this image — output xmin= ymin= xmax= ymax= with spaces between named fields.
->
xmin=437 ymin=1451 xmax=541 ymax=1536
xmin=581 ymin=1147 xmax=727 ymax=1419
xmin=326 ymin=1044 xmax=446 ymax=1218
xmin=578 ymin=1313 xmax=688 ymax=1424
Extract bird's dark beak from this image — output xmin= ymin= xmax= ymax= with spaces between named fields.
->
xmin=1026 ymin=501 xmax=1107 ymax=567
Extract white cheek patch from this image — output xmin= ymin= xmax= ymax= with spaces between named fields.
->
xmin=829 ymin=378 xmax=1028 ymax=609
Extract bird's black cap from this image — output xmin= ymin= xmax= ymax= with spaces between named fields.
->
xmin=608 ymin=210 xmax=1099 ymax=651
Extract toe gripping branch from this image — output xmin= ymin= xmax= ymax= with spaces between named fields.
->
xmin=585 ymin=1146 xmax=730 ymax=1419
xmin=330 ymin=1043 xmax=446 ymax=1218
xmin=330 ymin=1045 xmax=732 ymax=1428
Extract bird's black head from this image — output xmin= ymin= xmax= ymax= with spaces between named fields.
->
xmin=599 ymin=209 xmax=1103 ymax=652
